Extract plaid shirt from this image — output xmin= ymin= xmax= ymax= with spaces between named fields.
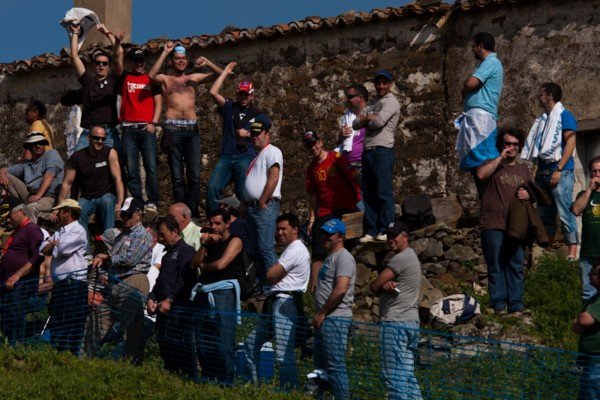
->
xmin=109 ymin=223 xmax=153 ymax=277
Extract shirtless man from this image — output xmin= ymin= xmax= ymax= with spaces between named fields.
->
xmin=148 ymin=42 xmax=223 ymax=217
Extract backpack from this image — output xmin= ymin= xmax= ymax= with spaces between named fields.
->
xmin=401 ymin=194 xmax=436 ymax=231
xmin=429 ymin=293 xmax=481 ymax=326
xmin=236 ymin=251 xmax=257 ymax=300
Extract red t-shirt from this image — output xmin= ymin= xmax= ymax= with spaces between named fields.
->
xmin=306 ymin=151 xmax=360 ymax=217
xmin=119 ymin=72 xmax=160 ymax=123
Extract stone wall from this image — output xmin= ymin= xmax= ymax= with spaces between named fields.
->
xmin=1 ymin=0 xmax=599 ymax=218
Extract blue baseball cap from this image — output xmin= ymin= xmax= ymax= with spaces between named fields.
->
xmin=373 ymin=69 xmax=393 ymax=81
xmin=247 ymin=114 xmax=272 ymax=135
xmin=321 ymin=218 xmax=346 ymax=235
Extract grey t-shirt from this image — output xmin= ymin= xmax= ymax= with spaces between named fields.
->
xmin=379 ymin=247 xmax=421 ymax=322
xmin=315 ymin=248 xmax=356 ymax=318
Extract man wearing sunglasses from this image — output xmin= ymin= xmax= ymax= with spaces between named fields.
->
xmin=0 ymin=133 xmax=64 ymax=224
xmin=336 ymin=84 xmax=368 ymax=179
xmin=91 ymin=197 xmax=153 ymax=364
xmin=113 ymin=44 xmax=162 ymax=219
xmin=476 ymin=127 xmax=533 ymax=316
xmin=68 ymin=23 xmax=123 ymax=157
xmin=53 ymin=126 xmax=124 ymax=235
xmin=206 ymin=61 xmax=262 ymax=214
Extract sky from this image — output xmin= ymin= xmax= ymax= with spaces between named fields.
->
xmin=0 ymin=0 xmax=415 ymax=63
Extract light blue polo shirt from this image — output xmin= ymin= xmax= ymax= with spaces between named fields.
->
xmin=463 ymin=53 xmax=504 ymax=119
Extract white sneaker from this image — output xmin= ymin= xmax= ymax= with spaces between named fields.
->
xmin=376 ymin=234 xmax=387 ymax=241
xmin=359 ymin=234 xmax=375 ymax=243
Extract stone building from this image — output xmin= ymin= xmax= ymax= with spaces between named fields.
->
xmin=1 ymin=0 xmax=599 ymax=220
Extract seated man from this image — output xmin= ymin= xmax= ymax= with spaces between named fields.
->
xmin=91 ymin=197 xmax=153 ymax=364
xmin=0 ymin=133 xmax=64 ymax=223
xmin=52 ymin=126 xmax=124 ymax=234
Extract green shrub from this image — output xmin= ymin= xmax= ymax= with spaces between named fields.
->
xmin=524 ymin=253 xmax=580 ymax=350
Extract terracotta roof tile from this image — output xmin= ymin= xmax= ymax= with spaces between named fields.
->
xmin=0 ymin=1 xmax=525 ymax=75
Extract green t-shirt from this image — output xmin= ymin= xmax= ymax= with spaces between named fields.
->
xmin=579 ymin=294 xmax=600 ymax=354
xmin=578 ymin=190 xmax=600 ymax=257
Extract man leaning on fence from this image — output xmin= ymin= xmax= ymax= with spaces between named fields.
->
xmin=313 ymin=219 xmax=356 ymax=400
xmin=0 ymin=197 xmax=44 ymax=345
xmin=147 ymin=215 xmax=197 ymax=378
xmin=370 ymin=220 xmax=423 ymax=400
xmin=573 ymin=260 xmax=600 ymax=400
xmin=91 ymin=197 xmax=153 ymax=364
xmin=192 ymin=208 xmax=245 ymax=384
xmin=244 ymin=212 xmax=310 ymax=389
xmin=40 ymin=199 xmax=88 ymax=355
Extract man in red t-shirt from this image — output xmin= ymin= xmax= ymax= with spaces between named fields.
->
xmin=114 ymin=45 xmax=162 ymax=218
xmin=303 ymin=130 xmax=360 ymax=291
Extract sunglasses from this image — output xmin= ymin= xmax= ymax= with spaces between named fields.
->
xmin=90 ymin=135 xmax=106 ymax=142
xmin=503 ymin=141 xmax=520 ymax=147
xmin=346 ymin=94 xmax=358 ymax=100
xmin=95 ymin=61 xmax=109 ymax=67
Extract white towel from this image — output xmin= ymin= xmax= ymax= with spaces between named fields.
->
xmin=60 ymin=8 xmax=100 ymax=51
xmin=521 ymin=102 xmax=565 ymax=162
xmin=334 ymin=110 xmax=358 ymax=153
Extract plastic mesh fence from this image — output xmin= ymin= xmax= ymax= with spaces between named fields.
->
xmin=0 ymin=270 xmax=592 ymax=399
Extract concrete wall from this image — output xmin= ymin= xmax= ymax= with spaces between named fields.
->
xmin=1 ymin=0 xmax=599 ymax=219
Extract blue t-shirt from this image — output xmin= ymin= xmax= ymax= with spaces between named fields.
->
xmin=463 ymin=53 xmax=504 ymax=119
xmin=218 ymin=100 xmax=257 ymax=156
xmin=538 ymin=108 xmax=578 ymax=172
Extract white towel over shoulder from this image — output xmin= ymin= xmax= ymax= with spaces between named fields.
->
xmin=521 ymin=102 xmax=565 ymax=162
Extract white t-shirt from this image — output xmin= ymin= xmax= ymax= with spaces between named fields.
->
xmin=147 ymin=243 xmax=166 ymax=292
xmin=270 ymin=239 xmax=310 ymax=293
xmin=244 ymin=144 xmax=283 ymax=201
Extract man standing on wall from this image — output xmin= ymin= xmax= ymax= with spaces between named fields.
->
xmin=455 ymin=32 xmax=504 ymax=196
xmin=207 ymin=61 xmax=262 ymax=213
xmin=243 ymin=115 xmax=283 ymax=286
xmin=303 ymin=130 xmax=359 ymax=292
xmin=313 ymin=219 xmax=356 ymax=400
xmin=113 ymin=44 xmax=162 ymax=218
xmin=148 ymin=42 xmax=223 ymax=218
xmin=336 ymin=84 xmax=368 ymax=184
xmin=353 ymin=70 xmax=400 ymax=243
xmin=477 ymin=127 xmax=532 ymax=315
xmin=68 ymin=24 xmax=123 ymax=155
xmin=370 ymin=220 xmax=423 ymax=400
xmin=522 ymin=82 xmax=578 ymax=260
xmin=571 ymin=156 xmax=600 ymax=302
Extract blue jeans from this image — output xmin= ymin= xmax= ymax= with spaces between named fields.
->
xmin=48 ymin=278 xmax=88 ymax=355
xmin=0 ymin=277 xmax=37 ymax=345
xmin=244 ymin=296 xmax=298 ymax=389
xmin=74 ymin=127 xmax=124 ymax=161
xmin=362 ymin=147 xmax=395 ymax=237
xmin=579 ymin=257 xmax=598 ymax=302
xmin=579 ymin=355 xmax=600 ymax=400
xmin=536 ymin=169 xmax=579 ymax=244
xmin=480 ymin=229 xmax=525 ymax=312
xmin=246 ymin=200 xmax=280 ymax=285
xmin=79 ymin=193 xmax=117 ymax=234
xmin=166 ymin=129 xmax=202 ymax=217
xmin=195 ymin=288 xmax=237 ymax=384
xmin=381 ymin=321 xmax=422 ymax=400
xmin=314 ymin=317 xmax=352 ymax=400
xmin=121 ymin=126 xmax=159 ymax=204
xmin=206 ymin=153 xmax=254 ymax=213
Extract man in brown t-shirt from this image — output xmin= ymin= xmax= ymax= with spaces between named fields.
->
xmin=476 ymin=127 xmax=533 ymax=315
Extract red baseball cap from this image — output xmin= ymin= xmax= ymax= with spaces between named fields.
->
xmin=237 ymin=81 xmax=254 ymax=94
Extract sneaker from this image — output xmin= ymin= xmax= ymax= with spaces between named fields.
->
xmin=359 ymin=234 xmax=375 ymax=243
xmin=566 ymin=255 xmax=577 ymax=262
xmin=376 ymin=233 xmax=387 ymax=241
xmin=144 ymin=203 xmax=158 ymax=220
xmin=494 ymin=308 xmax=508 ymax=316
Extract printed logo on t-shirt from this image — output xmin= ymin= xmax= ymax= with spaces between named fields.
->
xmin=127 ymin=82 xmax=151 ymax=93
xmin=499 ymin=171 xmax=524 ymax=187
xmin=589 ymin=199 xmax=600 ymax=218
xmin=95 ymin=161 xmax=107 ymax=168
